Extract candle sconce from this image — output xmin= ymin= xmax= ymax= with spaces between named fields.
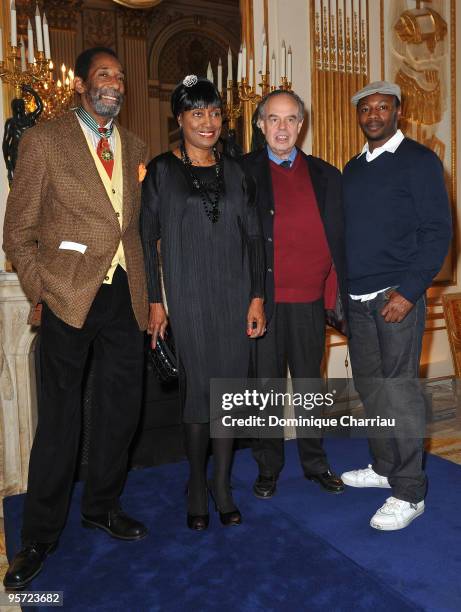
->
xmin=0 ymin=3 xmax=75 ymax=121
xmin=223 ymin=80 xmax=242 ymax=131
xmin=213 ymin=39 xmax=293 ymax=153
xmin=222 ymin=73 xmax=293 ymax=152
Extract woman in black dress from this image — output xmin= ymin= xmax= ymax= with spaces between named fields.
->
xmin=141 ymin=76 xmax=265 ymax=530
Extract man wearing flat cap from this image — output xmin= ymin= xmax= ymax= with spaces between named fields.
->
xmin=341 ymin=81 xmax=452 ymax=530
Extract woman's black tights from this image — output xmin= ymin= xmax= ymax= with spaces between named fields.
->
xmin=184 ymin=423 xmax=236 ymax=514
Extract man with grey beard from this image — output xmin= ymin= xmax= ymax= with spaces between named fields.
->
xmin=3 ymin=47 xmax=149 ymax=589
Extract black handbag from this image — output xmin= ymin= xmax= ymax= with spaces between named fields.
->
xmin=147 ymin=333 xmax=178 ymax=384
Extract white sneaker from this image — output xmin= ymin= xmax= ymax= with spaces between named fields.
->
xmin=341 ymin=465 xmax=391 ymax=488
xmin=370 ymin=496 xmax=425 ymax=531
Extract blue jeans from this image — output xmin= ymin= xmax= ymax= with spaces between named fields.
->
xmin=348 ymin=290 xmax=427 ymax=503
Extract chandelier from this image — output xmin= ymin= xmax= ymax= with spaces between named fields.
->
xmin=0 ymin=1 xmax=74 ymax=120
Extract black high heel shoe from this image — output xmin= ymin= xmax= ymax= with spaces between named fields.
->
xmin=208 ymin=483 xmax=242 ymax=527
xmin=186 ymin=486 xmax=209 ymax=531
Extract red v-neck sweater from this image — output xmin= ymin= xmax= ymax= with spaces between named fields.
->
xmin=270 ymin=154 xmax=333 ymax=303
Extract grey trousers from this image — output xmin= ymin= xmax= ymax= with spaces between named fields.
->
xmin=348 ymin=291 xmax=427 ymax=503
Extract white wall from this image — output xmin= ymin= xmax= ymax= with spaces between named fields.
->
xmin=253 ymin=0 xmax=312 ymax=153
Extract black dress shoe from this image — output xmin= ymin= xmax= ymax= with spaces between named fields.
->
xmin=305 ymin=469 xmax=345 ymax=494
xmin=81 ymin=509 xmax=147 ymax=540
xmin=3 ymin=541 xmax=57 ymax=590
xmin=253 ymin=474 xmax=277 ymax=499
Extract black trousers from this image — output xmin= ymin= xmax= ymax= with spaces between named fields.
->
xmin=348 ymin=292 xmax=427 ymax=503
xmin=252 ymin=301 xmax=329 ymax=477
xmin=22 ymin=267 xmax=144 ymax=544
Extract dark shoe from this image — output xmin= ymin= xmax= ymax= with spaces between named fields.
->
xmin=253 ymin=474 xmax=277 ymax=499
xmin=208 ymin=485 xmax=242 ymax=526
xmin=187 ymin=513 xmax=210 ymax=530
xmin=305 ymin=469 xmax=345 ymax=494
xmin=186 ymin=486 xmax=209 ymax=531
xmin=217 ymin=507 xmax=242 ymax=526
xmin=3 ymin=541 xmax=57 ymax=590
xmin=81 ymin=509 xmax=147 ymax=540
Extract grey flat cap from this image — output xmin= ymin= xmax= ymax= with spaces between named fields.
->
xmin=351 ymin=80 xmax=401 ymax=106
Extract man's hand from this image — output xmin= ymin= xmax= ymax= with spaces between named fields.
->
xmin=247 ymin=298 xmax=266 ymax=338
xmin=380 ymin=290 xmax=414 ymax=323
xmin=148 ymin=302 xmax=168 ymax=348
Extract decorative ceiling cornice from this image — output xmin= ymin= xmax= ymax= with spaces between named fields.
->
xmin=120 ymin=8 xmax=150 ymax=37
xmin=15 ymin=1 xmax=83 ymax=32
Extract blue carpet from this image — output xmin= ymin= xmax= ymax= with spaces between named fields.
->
xmin=4 ymin=439 xmax=460 ymax=611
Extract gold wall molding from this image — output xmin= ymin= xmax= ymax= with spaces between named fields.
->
xmin=1 ymin=0 xmax=13 ymax=113
xmin=120 ymin=8 xmax=149 ymax=37
xmin=310 ymin=0 xmax=369 ymax=169
xmin=42 ymin=0 xmax=82 ymax=30
xmin=82 ymin=8 xmax=117 ymax=49
xmin=239 ymin=0 xmax=254 ymax=152
xmin=12 ymin=1 xmax=82 ymax=31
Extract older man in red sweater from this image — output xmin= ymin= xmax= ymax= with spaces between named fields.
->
xmin=242 ymin=90 xmax=347 ymax=499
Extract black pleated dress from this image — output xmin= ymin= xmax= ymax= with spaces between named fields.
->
xmin=141 ymin=152 xmax=265 ymax=423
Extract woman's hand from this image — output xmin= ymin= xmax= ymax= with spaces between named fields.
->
xmin=246 ymin=298 xmax=266 ymax=338
xmin=148 ymin=302 xmax=168 ymax=348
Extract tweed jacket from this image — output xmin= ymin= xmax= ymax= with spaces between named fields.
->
xmin=3 ymin=111 xmax=149 ymax=329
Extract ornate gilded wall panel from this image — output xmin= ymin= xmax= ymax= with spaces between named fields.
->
xmin=13 ymin=0 xmax=82 ymax=31
xmin=310 ymin=0 xmax=369 ymax=169
xmin=381 ymin=0 xmax=456 ymax=285
xmin=120 ymin=7 xmax=149 ymax=38
xmin=82 ymin=8 xmax=117 ymax=50
xmin=41 ymin=0 xmax=82 ymax=30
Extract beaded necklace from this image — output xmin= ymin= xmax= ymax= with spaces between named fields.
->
xmin=180 ymin=143 xmax=223 ymax=224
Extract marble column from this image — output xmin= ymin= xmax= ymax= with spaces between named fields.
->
xmin=0 ymin=274 xmax=38 ymax=516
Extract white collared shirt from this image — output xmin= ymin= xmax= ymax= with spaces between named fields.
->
xmin=357 ymin=128 xmax=404 ymax=163
xmin=76 ymin=115 xmax=116 ymax=155
xmin=349 ymin=129 xmax=405 ymax=301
